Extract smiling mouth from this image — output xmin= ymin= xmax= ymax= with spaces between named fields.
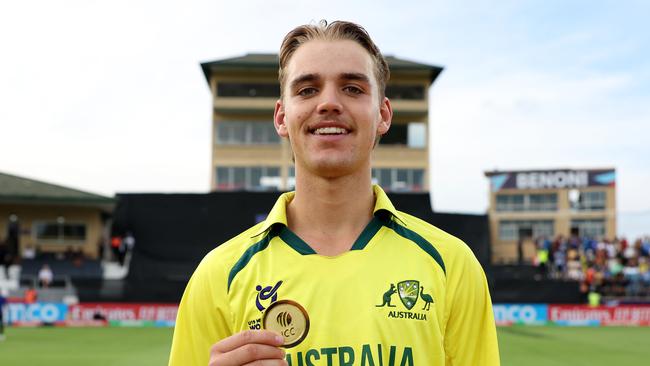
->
xmin=311 ymin=127 xmax=349 ymax=135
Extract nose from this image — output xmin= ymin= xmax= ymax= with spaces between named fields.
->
xmin=316 ymin=86 xmax=342 ymax=115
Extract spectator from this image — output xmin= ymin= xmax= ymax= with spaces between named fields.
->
xmin=22 ymin=245 xmax=36 ymax=259
xmin=566 ymin=249 xmax=582 ymax=280
xmin=110 ymin=236 xmax=122 ymax=262
xmin=623 ymin=257 xmax=641 ymax=296
xmin=587 ymin=287 xmax=601 ymax=307
xmin=69 ymin=247 xmax=84 ymax=267
xmin=118 ymin=231 xmax=135 ymax=266
xmin=24 ymin=286 xmax=37 ymax=304
xmin=553 ymin=247 xmax=566 ymax=279
xmin=543 ymin=233 xmax=650 ymax=299
xmin=38 ymin=264 xmax=53 ymax=288
xmin=124 ymin=232 xmax=135 ymax=251
xmin=535 ymin=242 xmax=549 ymax=280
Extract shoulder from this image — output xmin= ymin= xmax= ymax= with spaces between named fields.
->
xmin=193 ymin=221 xmax=271 ymax=280
xmin=391 ymin=210 xmax=481 ymax=275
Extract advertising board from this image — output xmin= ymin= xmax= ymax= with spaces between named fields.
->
xmin=549 ymin=305 xmax=650 ymax=326
xmin=493 ymin=304 xmax=548 ymax=325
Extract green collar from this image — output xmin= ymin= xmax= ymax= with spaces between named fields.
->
xmin=251 ymin=184 xmax=405 ymax=238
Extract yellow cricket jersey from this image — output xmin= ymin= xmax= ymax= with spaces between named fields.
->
xmin=169 ymin=185 xmax=500 ymax=366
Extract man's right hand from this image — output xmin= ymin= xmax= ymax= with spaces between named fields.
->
xmin=209 ymin=330 xmax=287 ymax=366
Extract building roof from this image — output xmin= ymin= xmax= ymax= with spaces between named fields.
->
xmin=484 ymin=167 xmax=616 ymax=177
xmin=0 ymin=171 xmax=115 ymax=208
xmin=201 ymin=53 xmax=444 ymax=85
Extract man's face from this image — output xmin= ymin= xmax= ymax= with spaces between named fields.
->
xmin=274 ymin=39 xmax=392 ymax=179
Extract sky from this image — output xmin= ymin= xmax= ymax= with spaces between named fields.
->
xmin=1 ymin=0 xmax=648 ymax=237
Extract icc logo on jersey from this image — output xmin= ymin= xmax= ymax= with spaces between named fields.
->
xmin=255 ymin=280 xmax=283 ymax=311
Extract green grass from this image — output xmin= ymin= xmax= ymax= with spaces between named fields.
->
xmin=0 ymin=326 xmax=649 ymax=365
xmin=498 ymin=326 xmax=650 ymax=365
xmin=0 ymin=327 xmax=174 ymax=366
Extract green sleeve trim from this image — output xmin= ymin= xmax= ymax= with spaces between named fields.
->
xmin=384 ymin=219 xmax=446 ymax=275
xmin=227 ymin=231 xmax=276 ymax=292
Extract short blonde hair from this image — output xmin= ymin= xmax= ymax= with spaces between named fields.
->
xmin=278 ymin=20 xmax=390 ymax=99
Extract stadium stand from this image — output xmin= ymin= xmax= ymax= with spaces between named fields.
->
xmin=20 ymin=258 xmax=103 ymax=281
xmin=534 ymin=235 xmax=650 ymax=301
xmin=109 ymin=191 xmax=491 ymax=302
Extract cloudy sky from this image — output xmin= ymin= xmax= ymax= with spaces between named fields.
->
xmin=1 ymin=1 xmax=648 ymax=236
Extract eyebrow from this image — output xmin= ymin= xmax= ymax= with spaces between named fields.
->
xmin=289 ymin=72 xmax=371 ymax=90
xmin=340 ymin=72 xmax=370 ymax=84
xmin=290 ymin=73 xmax=320 ymax=91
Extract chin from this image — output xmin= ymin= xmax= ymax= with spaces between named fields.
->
xmin=308 ymin=159 xmax=363 ymax=178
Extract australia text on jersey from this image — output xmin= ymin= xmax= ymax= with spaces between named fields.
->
xmin=286 ymin=344 xmax=414 ymax=366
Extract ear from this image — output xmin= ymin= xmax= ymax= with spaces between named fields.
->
xmin=377 ymin=96 xmax=393 ymax=135
xmin=274 ymin=99 xmax=289 ymax=138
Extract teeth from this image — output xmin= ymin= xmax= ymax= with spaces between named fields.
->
xmin=314 ymin=127 xmax=347 ymax=135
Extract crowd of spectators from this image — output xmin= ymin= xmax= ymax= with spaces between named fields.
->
xmin=534 ymin=235 xmax=650 ymax=298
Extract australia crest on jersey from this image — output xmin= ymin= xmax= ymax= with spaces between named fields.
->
xmin=397 ymin=280 xmax=419 ymax=310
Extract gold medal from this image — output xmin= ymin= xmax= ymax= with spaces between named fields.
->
xmin=262 ymin=300 xmax=310 ymax=348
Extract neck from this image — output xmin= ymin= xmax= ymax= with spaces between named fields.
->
xmin=287 ymin=167 xmax=375 ymax=256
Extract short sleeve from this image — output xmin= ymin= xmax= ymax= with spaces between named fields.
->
xmin=444 ymin=243 xmax=500 ymax=366
xmin=168 ymin=252 xmax=233 ymax=366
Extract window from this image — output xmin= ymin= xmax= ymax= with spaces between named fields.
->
xmin=572 ymin=191 xmax=606 ymax=211
xmin=385 ymin=85 xmax=425 ymax=100
xmin=407 ymin=123 xmax=426 ymax=148
xmin=217 ymin=122 xmax=280 ymax=145
xmin=571 ymin=219 xmax=606 ymax=239
xmin=496 ymin=193 xmax=557 ymax=212
xmin=372 ymin=168 xmax=426 ymax=192
xmin=379 ymin=122 xmax=426 ymax=148
xmin=496 ymin=195 xmax=525 ymax=212
xmin=233 ymin=168 xmax=246 ymax=189
xmin=217 ymin=83 xmax=280 ymax=98
xmin=34 ymin=220 xmax=87 ymax=242
xmin=216 ymin=166 xmax=281 ymax=191
xmin=529 ymin=194 xmax=558 ymax=211
xmin=498 ymin=220 xmax=554 ymax=241
xmin=379 ymin=124 xmax=407 ymax=145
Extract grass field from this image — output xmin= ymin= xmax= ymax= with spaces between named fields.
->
xmin=0 ymin=326 xmax=649 ymax=365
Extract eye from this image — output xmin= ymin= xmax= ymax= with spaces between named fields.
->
xmin=297 ymin=87 xmax=317 ymax=97
xmin=343 ymin=85 xmax=364 ymax=95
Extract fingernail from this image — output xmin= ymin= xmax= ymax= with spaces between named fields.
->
xmin=276 ymin=335 xmax=284 ymax=343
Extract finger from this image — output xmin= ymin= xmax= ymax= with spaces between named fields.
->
xmin=212 ymin=344 xmax=286 ymax=366
xmin=212 ymin=330 xmax=284 ymax=353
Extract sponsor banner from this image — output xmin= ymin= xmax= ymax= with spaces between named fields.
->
xmin=549 ymin=305 xmax=650 ymax=326
xmin=108 ymin=319 xmax=176 ymax=327
xmin=493 ymin=304 xmax=548 ymax=326
xmin=64 ymin=320 xmax=109 ymax=327
xmin=488 ymin=169 xmax=615 ymax=191
xmin=68 ymin=303 xmax=178 ymax=325
xmin=6 ymin=302 xmax=68 ymax=324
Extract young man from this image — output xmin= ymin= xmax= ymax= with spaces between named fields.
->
xmin=169 ymin=21 xmax=499 ymax=366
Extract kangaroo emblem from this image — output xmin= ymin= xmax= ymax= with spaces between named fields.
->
xmin=376 ymin=284 xmax=397 ymax=307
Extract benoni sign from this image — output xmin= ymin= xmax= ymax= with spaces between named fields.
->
xmin=488 ymin=169 xmax=615 ymax=192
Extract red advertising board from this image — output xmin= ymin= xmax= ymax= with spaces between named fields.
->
xmin=68 ymin=303 xmax=178 ymax=322
xmin=549 ymin=305 xmax=650 ymax=326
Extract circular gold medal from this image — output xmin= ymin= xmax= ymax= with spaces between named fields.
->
xmin=262 ymin=300 xmax=310 ymax=348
